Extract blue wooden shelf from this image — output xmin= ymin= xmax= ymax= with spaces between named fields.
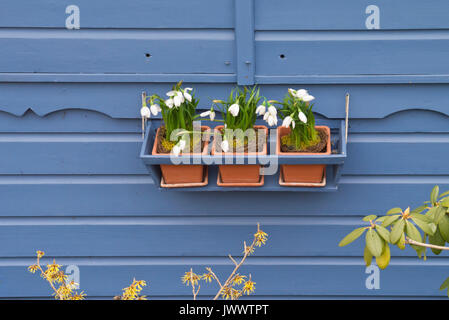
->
xmin=140 ymin=119 xmax=347 ymax=192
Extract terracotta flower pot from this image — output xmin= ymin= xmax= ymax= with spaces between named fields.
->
xmin=152 ymin=126 xmax=210 ymax=184
xmin=211 ymin=125 xmax=267 ymax=185
xmin=276 ymin=126 xmax=331 ymax=184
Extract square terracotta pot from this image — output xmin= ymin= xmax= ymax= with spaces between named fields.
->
xmin=152 ymin=126 xmax=210 ymax=185
xmin=211 ymin=125 xmax=267 ymax=185
xmin=276 ymin=126 xmax=331 ymax=184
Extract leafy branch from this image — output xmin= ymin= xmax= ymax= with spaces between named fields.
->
xmin=339 ymin=185 xmax=449 ymax=296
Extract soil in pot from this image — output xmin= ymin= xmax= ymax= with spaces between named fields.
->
xmin=152 ymin=126 xmax=210 ymax=185
xmin=212 ymin=125 xmax=267 ymax=185
xmin=277 ymin=126 xmax=331 ymax=184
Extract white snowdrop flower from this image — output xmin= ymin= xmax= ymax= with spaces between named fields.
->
xmin=255 ymin=105 xmax=266 ymax=116
xmin=140 ymin=106 xmax=151 ymax=118
xmin=229 ymin=103 xmax=240 ymax=117
xmin=298 ymin=111 xmax=308 ymax=123
xmin=288 ymin=88 xmax=296 ymax=96
xmin=150 ymin=104 xmax=160 ymax=116
xmin=295 ymin=89 xmax=308 ymax=99
xmin=267 ymin=114 xmax=278 ymax=126
xmin=173 ymin=92 xmax=184 ymax=107
xmin=302 ymin=95 xmax=315 ymax=102
xmin=165 ymin=98 xmax=174 ymax=109
xmin=263 ymin=112 xmax=270 ymax=121
xmin=166 ymin=90 xmax=176 ymax=97
xmin=200 ymin=110 xmax=216 ymax=121
xmin=268 ymin=105 xmax=277 ymax=116
xmin=292 ymin=120 xmax=296 ymax=129
xmin=282 ymin=116 xmax=293 ymax=128
xmin=182 ymin=88 xmax=192 ymax=102
xmin=172 ymin=145 xmax=181 ymax=156
xmin=221 ymin=139 xmax=230 ymax=152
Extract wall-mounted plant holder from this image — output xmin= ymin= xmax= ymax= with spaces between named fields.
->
xmin=140 ymin=94 xmax=349 ymax=192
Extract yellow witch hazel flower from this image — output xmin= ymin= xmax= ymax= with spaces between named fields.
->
xmin=182 ymin=271 xmax=200 ymax=287
xmin=121 ymin=279 xmax=147 ymax=300
xmin=254 ymin=228 xmax=268 ymax=247
xmin=232 ymin=274 xmax=246 ymax=285
xmin=242 ymin=279 xmax=256 ymax=295
xmin=202 ymin=272 xmax=214 ymax=283
xmin=28 ymin=264 xmax=39 ymax=273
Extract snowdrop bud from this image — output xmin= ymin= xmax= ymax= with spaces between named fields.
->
xmin=295 ymin=89 xmax=308 ymax=99
xmin=165 ymin=99 xmax=174 ymax=109
xmin=288 ymin=88 xmax=296 ymax=96
xmin=221 ymin=140 xmax=229 ymax=152
xmin=229 ymin=103 xmax=240 ymax=117
xmin=292 ymin=120 xmax=296 ymax=129
xmin=298 ymin=111 xmax=308 ymax=123
xmin=255 ymin=105 xmax=266 ymax=116
xmin=268 ymin=105 xmax=277 ymax=116
xmin=140 ymin=106 xmax=151 ymax=118
xmin=210 ymin=111 xmax=216 ymax=121
xmin=282 ymin=116 xmax=293 ymax=128
xmin=302 ymin=95 xmax=315 ymax=102
xmin=150 ymin=104 xmax=160 ymax=116
xmin=172 ymin=145 xmax=181 ymax=156
xmin=200 ymin=110 xmax=211 ymax=118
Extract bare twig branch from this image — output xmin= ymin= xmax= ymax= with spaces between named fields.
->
xmin=405 ymin=237 xmax=449 ymax=251
xmin=228 ymin=254 xmax=238 ymax=266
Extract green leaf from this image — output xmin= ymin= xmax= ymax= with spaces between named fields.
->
xmin=434 ymin=206 xmax=447 ymax=224
xmin=376 ymin=242 xmax=391 ymax=270
xmin=365 ymin=228 xmax=384 ymax=257
xmin=438 ymin=214 xmax=449 ymax=243
xmin=375 ymin=225 xmax=391 ymax=243
xmin=426 ymin=206 xmax=437 ymax=220
xmin=429 ymin=229 xmax=445 ymax=255
xmin=382 ymin=215 xmax=400 ymax=227
xmin=410 ymin=215 xmax=436 ymax=236
xmin=362 ymin=215 xmax=377 ymax=222
xmin=440 ymin=277 xmax=449 ymax=290
xmin=364 ymin=245 xmax=373 ymax=267
xmin=431 ymin=185 xmax=439 ymax=205
xmin=397 ymin=232 xmax=406 ymax=250
xmin=440 ymin=197 xmax=449 ymax=208
xmin=405 ymin=220 xmax=422 ymax=243
xmin=391 ymin=219 xmax=405 ymax=244
xmin=439 ymin=190 xmax=449 ymax=199
xmin=387 ymin=207 xmax=403 ymax=215
xmin=411 ymin=205 xmax=427 ymax=214
xmin=338 ymin=227 xmax=367 ymax=247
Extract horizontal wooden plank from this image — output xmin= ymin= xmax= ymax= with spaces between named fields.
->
xmin=256 ymin=0 xmax=449 ymax=30
xmin=1 ymin=132 xmax=449 ymax=174
xmin=0 ymin=219 xmax=435 ymax=258
xmin=0 ymin=180 xmax=446 ymax=216
xmin=0 ymin=0 xmax=233 ymax=28
xmin=2 ymin=83 xmax=449 ymax=119
xmin=256 ymin=31 xmax=449 ymax=76
xmin=0 ymin=29 xmax=235 ymax=73
xmin=2 ymin=260 xmax=448 ymax=297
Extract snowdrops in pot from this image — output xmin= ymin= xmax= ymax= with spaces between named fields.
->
xmin=274 ymin=88 xmax=331 ymax=185
xmin=209 ymin=86 xmax=268 ymax=186
xmin=147 ymin=81 xmax=211 ymax=185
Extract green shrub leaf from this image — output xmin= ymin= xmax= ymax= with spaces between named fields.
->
xmin=366 ymin=228 xmax=384 ymax=257
xmin=429 ymin=229 xmax=445 ymax=255
xmin=364 ymin=245 xmax=373 ymax=267
xmin=375 ymin=225 xmax=391 ymax=243
xmin=382 ymin=215 xmax=400 ymax=227
xmin=440 ymin=277 xmax=449 ymax=290
xmin=362 ymin=215 xmax=377 ymax=222
xmin=338 ymin=227 xmax=366 ymax=247
xmin=387 ymin=207 xmax=402 ymax=215
xmin=438 ymin=214 xmax=449 ymax=243
xmin=431 ymin=185 xmax=439 ymax=205
xmin=391 ymin=219 xmax=405 ymax=244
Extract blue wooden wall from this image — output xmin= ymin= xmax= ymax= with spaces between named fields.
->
xmin=1 ymin=0 xmax=449 ymax=299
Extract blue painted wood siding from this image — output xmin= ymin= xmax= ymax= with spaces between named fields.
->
xmin=0 ymin=0 xmax=449 ymax=299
